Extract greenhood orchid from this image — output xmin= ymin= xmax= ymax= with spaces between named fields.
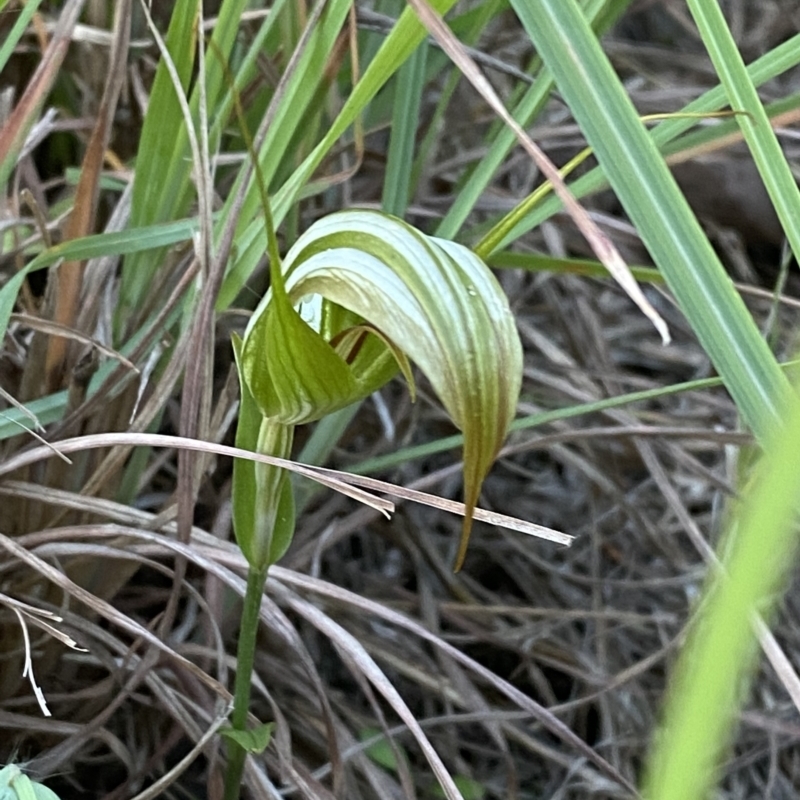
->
xmin=233 ymin=209 xmax=523 ymax=572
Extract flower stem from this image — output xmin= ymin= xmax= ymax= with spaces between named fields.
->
xmin=223 ymin=563 xmax=269 ymax=800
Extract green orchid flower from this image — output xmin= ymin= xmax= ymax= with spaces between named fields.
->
xmin=234 ymin=209 xmax=522 ymax=572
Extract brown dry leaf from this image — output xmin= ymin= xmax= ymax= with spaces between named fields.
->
xmin=44 ymin=0 xmax=133 ymax=390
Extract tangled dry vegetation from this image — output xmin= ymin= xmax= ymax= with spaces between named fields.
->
xmin=2 ymin=1 xmax=800 ymax=798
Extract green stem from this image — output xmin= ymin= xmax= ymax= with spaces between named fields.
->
xmin=223 ymin=563 xmax=269 ymax=800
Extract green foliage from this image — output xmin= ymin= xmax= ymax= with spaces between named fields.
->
xmin=120 ymin=0 xmax=199 ymax=325
xmin=433 ymin=775 xmax=487 ymax=800
xmin=121 ymin=0 xmax=253 ymax=330
xmin=504 ymin=2 xmax=800 ymax=797
xmin=685 ymin=0 xmax=800 ymax=261
xmin=220 ymin=722 xmax=275 ymax=754
xmin=643 ymin=388 xmax=800 ymax=800
xmin=0 ymin=766 xmax=60 ymax=800
xmin=361 ymin=727 xmax=408 ymax=772
xmin=511 ymin=0 xmax=793 ymax=442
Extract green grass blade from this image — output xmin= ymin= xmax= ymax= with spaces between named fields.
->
xmin=206 ymin=5 xmax=284 ymax=153
xmin=408 ymin=0 xmax=500 ymax=198
xmin=509 ymin=0 xmax=793 ymax=443
xmin=217 ymin=0 xmax=461 ymax=310
xmin=350 ymin=373 xmax=731 ymax=475
xmin=117 ymin=0 xmax=197 ymax=324
xmin=382 ymin=44 xmax=428 ymax=216
xmin=0 ymin=392 xmax=68 ymax=442
xmin=643 ymin=387 xmax=800 ymax=800
xmin=490 ymin=32 xmax=800 ymax=250
xmin=434 ymin=0 xmax=630 ymax=240
xmin=24 ymin=219 xmax=199 ymax=270
xmin=121 ymin=0 xmax=250 ymax=327
xmin=487 ymin=250 xmax=661 ymax=283
xmin=685 ymin=1 xmax=800 ymax=261
xmin=0 ymin=219 xmax=198 ymax=368
xmin=0 ymin=0 xmax=44 ymax=73
xmin=217 ymin=0 xmax=355 ymax=242
xmin=273 ymin=0 xmax=459 ymax=209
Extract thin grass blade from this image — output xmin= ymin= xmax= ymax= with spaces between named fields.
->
xmin=510 ymin=0 xmax=793 ymax=443
xmin=685 ymin=1 xmax=800 ymax=261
